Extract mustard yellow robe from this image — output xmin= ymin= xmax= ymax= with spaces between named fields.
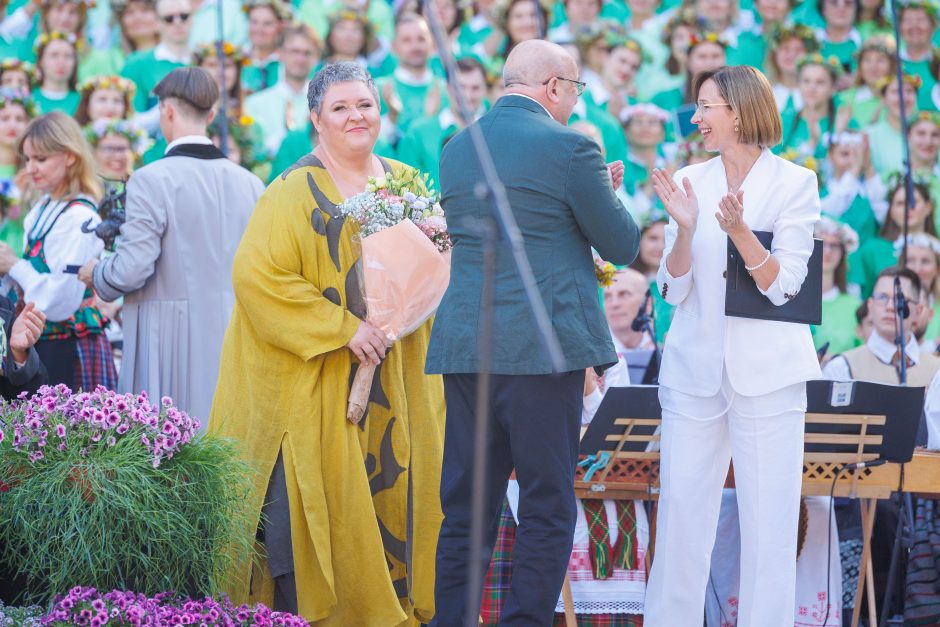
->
xmin=209 ymin=154 xmax=445 ymax=626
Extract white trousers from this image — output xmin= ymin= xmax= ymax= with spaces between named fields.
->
xmin=644 ymin=373 xmax=806 ymax=627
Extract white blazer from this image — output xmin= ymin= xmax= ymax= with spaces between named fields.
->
xmin=656 ymin=149 xmax=823 ymax=397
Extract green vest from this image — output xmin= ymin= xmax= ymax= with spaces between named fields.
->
xmin=24 ymin=197 xmax=106 ymax=340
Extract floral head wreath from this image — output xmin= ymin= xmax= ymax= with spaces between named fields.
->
xmin=896 ymin=0 xmax=939 ymax=22
xmin=797 ymin=52 xmax=844 ymax=80
xmin=39 ymin=0 xmax=95 ymax=9
xmin=885 ymin=171 xmax=932 ymax=195
xmin=769 ymin=23 xmax=820 ymax=53
xmin=910 ymin=110 xmax=940 ymax=129
xmin=607 ymin=36 xmax=646 ymax=64
xmin=78 ymin=75 xmax=136 ymax=98
xmin=686 ymin=31 xmax=727 ymax=53
xmin=85 ymin=119 xmax=153 ymax=156
xmin=857 ymin=33 xmax=896 ymax=59
xmin=661 ymin=6 xmax=700 ymax=45
xmin=572 ymin=21 xmax=629 ymax=50
xmin=193 ymin=41 xmax=248 ymax=66
xmin=208 ymin=114 xmax=258 ymax=168
xmin=34 ymin=31 xmax=81 ymax=57
xmin=0 ymin=88 xmax=38 ymax=118
xmin=0 ymin=59 xmax=37 ymax=87
xmin=242 ymin=0 xmax=291 ymax=20
xmin=894 ymin=232 xmax=940 ymax=258
xmin=641 ymin=207 xmax=669 ymax=229
xmin=619 ymin=103 xmax=669 ymax=125
xmin=875 ymin=72 xmax=922 ymax=94
xmin=328 ymin=7 xmax=370 ymax=27
xmin=826 ymin=130 xmax=866 ymax=147
xmin=816 ymin=216 xmax=860 ymax=254
xmin=109 ymin=0 xmax=154 ymax=14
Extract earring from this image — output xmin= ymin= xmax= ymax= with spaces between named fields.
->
xmin=734 ymin=121 xmax=740 ymax=132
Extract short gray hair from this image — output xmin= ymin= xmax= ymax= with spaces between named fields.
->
xmin=306 ymin=62 xmax=378 ymax=114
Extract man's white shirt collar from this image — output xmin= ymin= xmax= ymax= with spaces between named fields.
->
xmin=509 ymin=93 xmax=552 ymax=119
xmin=867 ymin=331 xmax=920 ymax=366
xmin=154 ymin=43 xmax=192 ymax=64
xmin=394 ymin=66 xmax=434 ymax=87
xmin=165 ymin=135 xmax=213 ymax=154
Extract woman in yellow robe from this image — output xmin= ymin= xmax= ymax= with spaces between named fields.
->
xmin=208 ymin=62 xmax=445 ymax=626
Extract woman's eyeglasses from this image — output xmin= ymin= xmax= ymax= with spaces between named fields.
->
xmin=694 ymin=102 xmax=732 ymax=115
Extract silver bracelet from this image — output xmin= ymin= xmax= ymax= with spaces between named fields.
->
xmin=745 ymin=249 xmax=772 ymax=273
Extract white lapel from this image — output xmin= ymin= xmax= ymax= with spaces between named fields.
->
xmin=734 ymin=149 xmax=777 ymax=231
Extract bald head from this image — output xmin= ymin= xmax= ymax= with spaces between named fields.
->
xmin=503 ymin=39 xmax=576 ymax=88
xmin=604 ymin=268 xmax=650 ymax=342
xmin=502 ymin=40 xmax=581 ymax=123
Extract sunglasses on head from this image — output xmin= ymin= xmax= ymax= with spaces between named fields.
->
xmin=160 ymin=12 xmax=190 ymax=23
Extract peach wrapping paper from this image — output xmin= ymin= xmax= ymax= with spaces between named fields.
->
xmin=346 ymin=220 xmax=451 ymax=423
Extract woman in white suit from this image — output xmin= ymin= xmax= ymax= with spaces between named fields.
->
xmin=643 ymin=65 xmax=822 ymax=626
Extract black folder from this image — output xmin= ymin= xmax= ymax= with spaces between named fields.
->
xmin=725 ymin=230 xmax=823 ymax=325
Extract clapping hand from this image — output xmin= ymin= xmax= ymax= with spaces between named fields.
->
xmin=652 ymin=168 xmax=698 ymax=232
xmin=9 ymin=302 xmax=44 ymax=364
xmin=607 ymin=160 xmax=624 ymax=190
xmin=347 ymin=319 xmax=389 ymax=366
xmin=716 ymin=190 xmax=747 ymax=236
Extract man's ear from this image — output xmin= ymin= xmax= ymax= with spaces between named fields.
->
xmin=206 ymin=106 xmax=216 ymax=126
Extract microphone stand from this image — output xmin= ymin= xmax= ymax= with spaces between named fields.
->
xmin=421 ymin=3 xmax=564 ymax=626
xmin=214 ymin=0 xmax=228 ymax=157
xmin=880 ymin=0 xmax=918 ymax=619
xmin=631 ymin=289 xmax=660 ymax=384
xmin=880 ymin=275 xmax=913 ymax=626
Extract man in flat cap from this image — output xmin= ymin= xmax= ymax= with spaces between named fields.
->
xmin=80 ymin=67 xmax=264 ymax=427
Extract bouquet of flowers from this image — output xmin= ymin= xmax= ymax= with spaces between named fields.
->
xmin=41 ymin=587 xmax=310 ymax=626
xmin=338 ymin=170 xmax=452 ymax=423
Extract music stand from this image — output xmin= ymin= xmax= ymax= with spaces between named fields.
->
xmin=575 ymin=381 xmax=923 ymax=627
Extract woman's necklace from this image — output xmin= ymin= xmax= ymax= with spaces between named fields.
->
xmin=726 ymin=157 xmax=759 ymax=195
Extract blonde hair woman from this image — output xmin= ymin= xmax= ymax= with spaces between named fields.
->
xmin=647 ymin=65 xmax=822 ymax=625
xmin=0 ymin=111 xmax=115 ymax=390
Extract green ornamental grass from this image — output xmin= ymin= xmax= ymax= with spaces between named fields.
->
xmin=0 ymin=385 xmax=256 ymax=605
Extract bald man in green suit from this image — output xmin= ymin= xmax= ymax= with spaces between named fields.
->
xmin=427 ymin=39 xmax=640 ymax=626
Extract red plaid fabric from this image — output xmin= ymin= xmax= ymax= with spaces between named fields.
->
xmin=481 ymin=498 xmax=645 ymax=626
xmin=552 ymin=612 xmax=644 ymax=626
xmin=481 ymin=499 xmax=516 ymax=625
xmin=74 ymin=333 xmax=118 ymax=391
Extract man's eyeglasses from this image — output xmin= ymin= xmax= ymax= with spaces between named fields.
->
xmin=871 ymin=292 xmax=919 ymax=307
xmin=160 ymin=12 xmax=190 ymax=24
xmin=695 ymin=101 xmax=732 ymax=115
xmin=543 ymin=76 xmax=586 ymax=96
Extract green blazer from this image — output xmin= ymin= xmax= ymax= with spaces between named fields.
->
xmin=426 ymin=95 xmax=640 ymax=375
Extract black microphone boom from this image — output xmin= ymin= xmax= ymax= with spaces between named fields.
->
xmin=631 ymin=289 xmax=653 ymax=332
